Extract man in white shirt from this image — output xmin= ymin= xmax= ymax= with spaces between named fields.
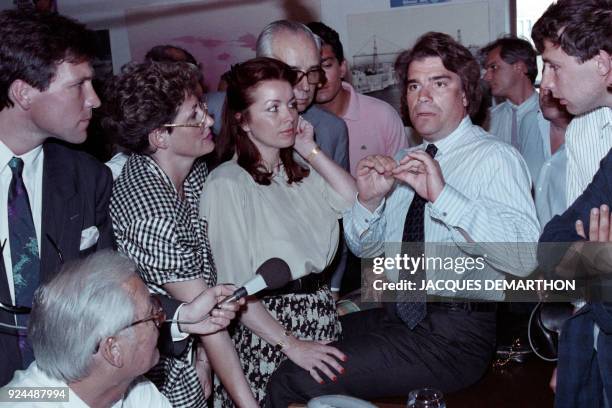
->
xmin=532 ymin=1 xmax=612 ymax=406
xmin=482 ymin=37 xmax=546 ymax=182
xmin=0 ymin=251 xmax=239 ymax=408
xmin=532 ymin=2 xmax=612 ymax=205
xmin=522 ymin=89 xmax=573 ymax=228
xmin=265 ymin=32 xmax=539 ymax=406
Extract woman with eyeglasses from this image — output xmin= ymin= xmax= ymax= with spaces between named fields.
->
xmin=103 ymin=61 xmax=258 ymax=408
xmin=199 ymin=57 xmax=357 ymax=406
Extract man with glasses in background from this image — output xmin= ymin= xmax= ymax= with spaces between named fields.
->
xmin=0 ymin=251 xmax=240 ymax=408
xmin=209 ymin=20 xmax=349 ymax=172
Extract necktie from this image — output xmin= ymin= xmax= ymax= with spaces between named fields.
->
xmin=511 ymin=106 xmax=519 ymax=149
xmin=8 ymin=157 xmax=40 ymax=366
xmin=396 ymin=144 xmax=437 ymax=329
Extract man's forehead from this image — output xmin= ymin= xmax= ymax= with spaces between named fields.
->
xmin=271 ymin=31 xmax=319 ymax=68
xmin=51 ymin=60 xmax=94 ymax=83
xmin=485 ymin=46 xmax=502 ymax=62
xmin=407 ymin=57 xmax=457 ymax=79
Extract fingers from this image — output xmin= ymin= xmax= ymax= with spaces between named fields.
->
xmin=212 ymin=284 xmax=236 ymax=298
xmin=307 ymin=352 xmax=344 ymax=383
xmin=356 ymin=155 xmax=396 ymax=177
xmin=211 ymin=308 xmax=236 ymax=320
xmin=393 ymin=160 xmax=425 ymax=176
xmin=308 ymin=367 xmax=324 ymax=384
xmin=206 ymin=316 xmax=231 ymax=329
xmin=576 ymin=220 xmax=586 ymax=239
xmin=321 ymin=344 xmax=347 ymax=363
xmin=589 ymin=207 xmax=600 ymax=241
xmin=599 ymin=205 xmax=610 ymax=241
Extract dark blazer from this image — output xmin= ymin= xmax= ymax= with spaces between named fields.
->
xmin=0 ymin=140 xmax=114 ymax=386
xmin=540 ymin=149 xmax=612 ymax=408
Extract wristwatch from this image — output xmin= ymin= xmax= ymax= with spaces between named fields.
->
xmin=274 ymin=329 xmax=293 ymax=352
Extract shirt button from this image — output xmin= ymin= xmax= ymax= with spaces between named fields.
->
xmin=538 ymin=187 xmax=542 ymax=191
xmin=365 ymin=219 xmax=369 ymax=223
xmin=442 ymin=212 xmax=447 ymax=217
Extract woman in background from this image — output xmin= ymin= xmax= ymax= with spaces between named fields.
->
xmin=200 ymin=57 xmax=356 ymax=405
xmin=103 ymin=61 xmax=257 ymax=408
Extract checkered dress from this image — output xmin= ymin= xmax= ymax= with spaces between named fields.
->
xmin=110 ymin=154 xmax=216 ymax=408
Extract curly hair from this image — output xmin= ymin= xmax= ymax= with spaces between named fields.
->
xmin=216 ymin=57 xmax=309 ymax=185
xmin=480 ymin=36 xmax=538 ymax=84
xmin=532 ymin=0 xmax=612 ymax=63
xmin=101 ymin=61 xmax=200 ymax=154
xmin=395 ymin=32 xmax=482 ymax=126
xmin=0 ymin=10 xmax=96 ymax=111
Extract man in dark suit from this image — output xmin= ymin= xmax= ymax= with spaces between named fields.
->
xmin=0 ymin=10 xmax=113 ymax=386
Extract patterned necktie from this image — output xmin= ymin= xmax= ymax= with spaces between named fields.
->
xmin=510 ymin=106 xmax=519 ymax=149
xmin=396 ymin=144 xmax=437 ymax=329
xmin=8 ymin=157 xmax=39 ymax=366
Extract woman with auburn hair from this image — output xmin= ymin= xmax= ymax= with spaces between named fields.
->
xmin=104 ymin=61 xmax=258 ymax=408
xmin=200 ymin=57 xmax=357 ymax=405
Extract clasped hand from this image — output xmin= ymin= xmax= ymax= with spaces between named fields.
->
xmin=356 ymin=152 xmax=445 ymax=211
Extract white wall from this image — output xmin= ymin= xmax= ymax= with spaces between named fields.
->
xmin=1 ymin=0 xmax=510 ymax=74
xmin=321 ymin=0 xmax=509 ymax=59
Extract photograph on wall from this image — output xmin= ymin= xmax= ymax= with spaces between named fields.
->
xmin=125 ymin=0 xmax=321 ymax=93
xmin=346 ymin=1 xmax=489 ymax=113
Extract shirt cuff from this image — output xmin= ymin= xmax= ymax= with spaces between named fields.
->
xmin=353 ymin=194 xmax=385 ymax=231
xmin=428 ymin=184 xmax=470 ymax=227
xmin=171 ymin=303 xmax=189 ymax=342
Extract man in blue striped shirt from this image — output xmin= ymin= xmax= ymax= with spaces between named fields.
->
xmin=265 ymin=32 xmax=539 ymax=406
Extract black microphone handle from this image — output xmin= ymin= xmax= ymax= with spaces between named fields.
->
xmin=217 ymin=287 xmax=248 ymax=306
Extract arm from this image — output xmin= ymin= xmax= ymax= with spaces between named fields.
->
xmin=118 ymin=217 xmax=256 ymax=407
xmin=539 ymin=152 xmax=612 ymax=277
xmin=293 ymin=117 xmax=356 ymax=204
xmin=343 ymin=155 xmax=397 ymax=258
xmin=163 ymin=280 xmax=257 ymax=407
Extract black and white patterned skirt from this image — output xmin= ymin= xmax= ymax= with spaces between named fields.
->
xmin=213 ymin=286 xmax=341 ymax=407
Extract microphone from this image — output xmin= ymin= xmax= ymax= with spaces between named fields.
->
xmin=218 ymin=258 xmax=292 ymax=306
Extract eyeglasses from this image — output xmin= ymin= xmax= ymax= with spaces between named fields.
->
xmin=121 ymin=296 xmax=166 ymax=331
xmin=162 ymin=102 xmax=209 ymax=129
xmin=292 ymin=67 xmax=326 ymax=85
xmin=93 ymin=296 xmax=166 ymax=354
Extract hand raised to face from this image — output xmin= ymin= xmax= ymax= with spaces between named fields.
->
xmin=293 ymin=115 xmax=317 ymax=157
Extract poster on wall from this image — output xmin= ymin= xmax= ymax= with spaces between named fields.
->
xmin=390 ymin=0 xmax=450 ymax=8
xmin=125 ymin=0 xmax=321 ymax=93
xmin=348 ymin=1 xmax=488 ymax=113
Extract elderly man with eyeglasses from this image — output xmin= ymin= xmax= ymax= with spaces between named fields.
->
xmin=0 ymin=251 xmax=240 ymax=408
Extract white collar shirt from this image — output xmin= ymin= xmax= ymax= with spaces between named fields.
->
xmin=343 ymin=117 xmax=540 ymax=300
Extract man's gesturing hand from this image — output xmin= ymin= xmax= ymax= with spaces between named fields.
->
xmin=392 ymin=150 xmax=445 ymax=202
xmin=355 ymin=155 xmax=397 ymax=212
